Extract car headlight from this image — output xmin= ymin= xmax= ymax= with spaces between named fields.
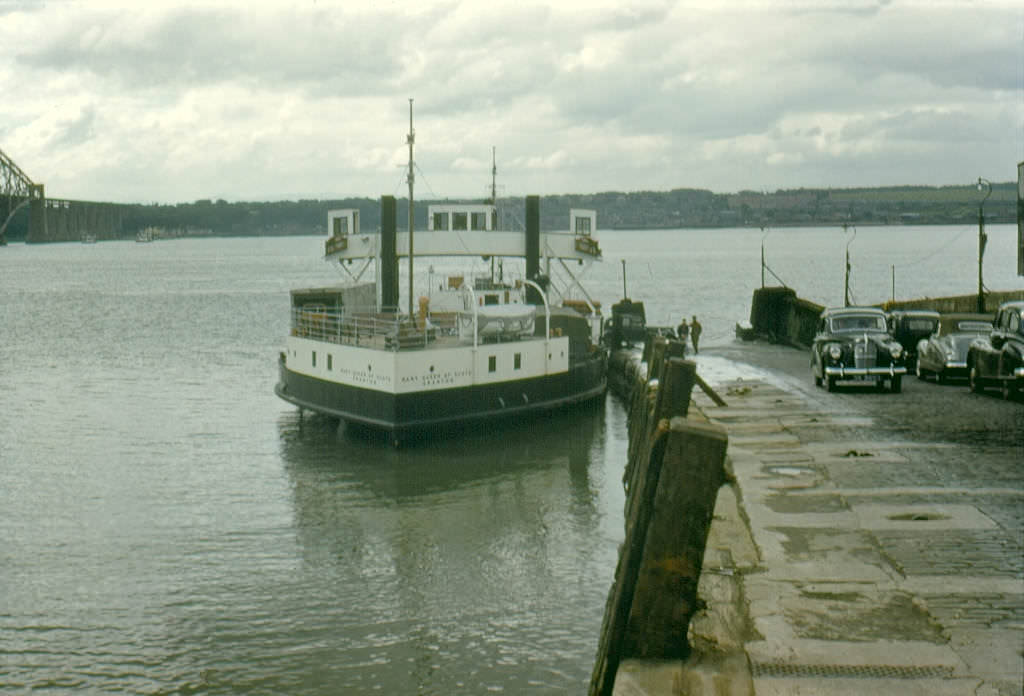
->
xmin=828 ymin=344 xmax=842 ymax=360
xmin=889 ymin=345 xmax=903 ymax=359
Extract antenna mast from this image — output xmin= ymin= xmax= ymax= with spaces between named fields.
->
xmin=491 ymin=146 xmax=497 ymax=204
xmin=406 ymin=99 xmax=415 ymax=319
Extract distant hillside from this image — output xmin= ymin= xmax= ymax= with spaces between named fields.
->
xmin=551 ymin=183 xmax=1017 ymax=230
xmin=2 ymin=183 xmax=1018 ymax=241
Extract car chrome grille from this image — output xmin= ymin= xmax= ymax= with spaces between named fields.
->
xmin=854 ymin=341 xmax=876 ymax=368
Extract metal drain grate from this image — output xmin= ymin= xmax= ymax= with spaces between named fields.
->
xmin=751 ymin=662 xmax=954 ymax=680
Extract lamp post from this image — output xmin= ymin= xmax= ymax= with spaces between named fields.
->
xmin=760 ymin=226 xmax=769 ymax=288
xmin=843 ymin=223 xmax=856 ymax=307
xmin=977 ymin=177 xmax=991 ymax=313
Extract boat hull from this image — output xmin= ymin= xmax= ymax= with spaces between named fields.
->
xmin=275 ymin=351 xmax=607 ymax=439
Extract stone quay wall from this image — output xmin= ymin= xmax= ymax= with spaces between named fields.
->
xmin=749 ymin=286 xmax=1024 ymax=347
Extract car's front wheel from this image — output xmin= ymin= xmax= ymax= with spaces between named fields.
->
xmin=968 ymin=364 xmax=983 ymax=393
xmin=1000 ymin=379 xmax=1017 ymax=401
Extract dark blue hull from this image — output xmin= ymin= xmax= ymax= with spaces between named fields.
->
xmin=275 ymin=352 xmax=607 ymax=440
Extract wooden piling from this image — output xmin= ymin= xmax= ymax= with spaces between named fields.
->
xmin=591 ymin=353 xmax=729 ymax=696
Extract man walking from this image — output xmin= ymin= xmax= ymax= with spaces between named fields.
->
xmin=690 ymin=315 xmax=702 ymax=354
xmin=677 ymin=318 xmax=689 ymax=346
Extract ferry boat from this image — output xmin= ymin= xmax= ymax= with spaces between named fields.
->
xmin=275 ymin=105 xmax=607 ymax=443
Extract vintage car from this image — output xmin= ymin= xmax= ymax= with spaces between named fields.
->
xmin=887 ymin=309 xmax=939 ymax=369
xmin=811 ymin=306 xmax=907 ymax=393
xmin=915 ymin=313 xmax=993 ymax=383
xmin=966 ymin=300 xmax=1024 ymax=399
xmin=603 ymin=298 xmax=648 ymax=349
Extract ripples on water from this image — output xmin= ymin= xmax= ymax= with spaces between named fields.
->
xmin=0 ymin=225 xmax=1017 ymax=693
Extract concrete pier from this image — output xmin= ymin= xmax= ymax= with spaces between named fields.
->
xmin=602 ymin=342 xmax=1023 ymax=696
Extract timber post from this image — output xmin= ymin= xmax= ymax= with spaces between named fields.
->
xmin=592 ymin=350 xmax=729 ymax=696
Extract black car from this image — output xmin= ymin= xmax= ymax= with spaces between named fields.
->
xmin=811 ymin=306 xmax=907 ymax=393
xmin=604 ymin=298 xmax=647 ymax=348
xmin=915 ymin=313 xmax=993 ymax=383
xmin=966 ymin=300 xmax=1024 ymax=400
xmin=887 ymin=309 xmax=940 ymax=369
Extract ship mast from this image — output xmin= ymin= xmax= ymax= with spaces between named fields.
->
xmin=406 ymin=99 xmax=415 ymax=319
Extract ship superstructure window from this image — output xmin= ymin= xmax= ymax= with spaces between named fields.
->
xmin=488 ymin=356 xmax=496 ymax=373
xmin=312 ymin=351 xmax=317 ymax=367
xmin=453 ymin=212 xmax=468 ymax=230
xmin=575 ymin=216 xmax=591 ymax=234
xmin=433 ymin=212 xmax=449 ymax=230
xmin=514 ymin=353 xmax=522 ymax=370
xmin=471 ymin=212 xmax=487 ymax=230
xmin=333 ymin=217 xmax=348 ymax=235
xmin=327 ymin=354 xmax=333 ymax=371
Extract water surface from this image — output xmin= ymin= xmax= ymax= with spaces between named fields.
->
xmin=1 ymin=224 xmax=1018 ymax=693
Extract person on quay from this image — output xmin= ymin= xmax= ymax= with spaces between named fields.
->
xmin=690 ymin=315 xmax=702 ymax=354
xmin=677 ymin=318 xmax=689 ymax=345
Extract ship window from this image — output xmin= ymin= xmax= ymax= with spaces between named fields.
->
xmin=333 ymin=217 xmax=348 ymax=235
xmin=471 ymin=212 xmax=487 ymax=230
xmin=488 ymin=355 xmax=496 ymax=373
xmin=485 ymin=293 xmax=499 ymax=306
xmin=327 ymin=354 xmax=333 ymax=371
xmin=433 ymin=212 xmax=449 ymax=230
xmin=453 ymin=212 xmax=468 ymax=230
xmin=312 ymin=351 xmax=317 ymax=367
xmin=575 ymin=216 xmax=591 ymax=234
xmin=514 ymin=353 xmax=521 ymax=370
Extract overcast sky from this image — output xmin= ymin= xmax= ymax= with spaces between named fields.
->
xmin=1 ymin=0 xmax=1021 ymax=204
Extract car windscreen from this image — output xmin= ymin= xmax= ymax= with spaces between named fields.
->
xmin=830 ymin=315 xmax=887 ymax=332
xmin=904 ymin=319 xmax=937 ymax=331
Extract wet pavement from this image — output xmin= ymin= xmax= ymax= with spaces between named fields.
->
xmin=613 ymin=341 xmax=1023 ymax=695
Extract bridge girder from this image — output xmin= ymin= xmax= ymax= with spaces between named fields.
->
xmin=1 ymin=146 xmax=34 ymax=198
xmin=0 ymin=147 xmax=40 ymax=243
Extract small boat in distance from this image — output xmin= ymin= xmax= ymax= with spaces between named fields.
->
xmin=136 ymin=227 xmax=155 ymax=242
xmin=81 ymin=232 xmax=97 ymax=244
xmin=275 ymin=103 xmax=607 ymax=444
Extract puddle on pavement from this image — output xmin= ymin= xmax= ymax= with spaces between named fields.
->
xmin=886 ymin=512 xmax=951 ymax=522
xmin=769 ymin=466 xmax=813 ymax=476
xmin=785 ymin=591 xmax=947 ymax=644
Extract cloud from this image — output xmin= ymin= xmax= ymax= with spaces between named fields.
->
xmin=0 ymin=0 xmax=1019 ymax=202
xmin=48 ymin=106 xmax=98 ymax=149
xmin=15 ymin=5 xmax=411 ymax=95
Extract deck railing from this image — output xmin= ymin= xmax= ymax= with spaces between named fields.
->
xmin=290 ymin=306 xmax=460 ymax=351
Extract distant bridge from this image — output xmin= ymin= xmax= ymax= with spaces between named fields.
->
xmin=1 ymin=147 xmax=130 ymax=243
